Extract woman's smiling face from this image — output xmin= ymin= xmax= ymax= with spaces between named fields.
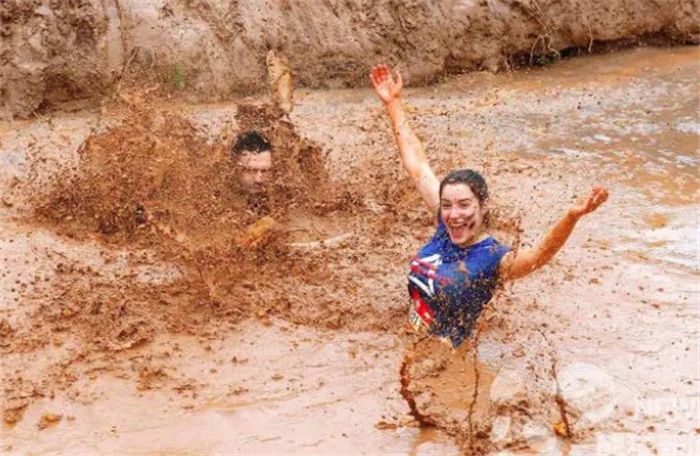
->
xmin=440 ymin=183 xmax=486 ymax=247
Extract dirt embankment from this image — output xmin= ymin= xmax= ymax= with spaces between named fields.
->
xmin=2 ymin=0 xmax=698 ymax=119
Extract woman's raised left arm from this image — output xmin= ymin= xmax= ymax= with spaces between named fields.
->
xmin=499 ymin=187 xmax=609 ymax=281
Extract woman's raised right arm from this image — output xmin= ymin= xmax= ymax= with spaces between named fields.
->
xmin=370 ymin=65 xmax=440 ymax=214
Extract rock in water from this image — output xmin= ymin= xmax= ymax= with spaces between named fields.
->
xmin=266 ymin=49 xmax=293 ymax=114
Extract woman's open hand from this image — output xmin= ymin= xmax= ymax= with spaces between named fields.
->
xmin=570 ymin=187 xmax=609 ymax=218
xmin=370 ymin=65 xmax=403 ymax=105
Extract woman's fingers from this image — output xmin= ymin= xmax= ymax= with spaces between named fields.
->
xmin=587 ymin=187 xmax=609 ymax=212
xmin=372 ymin=65 xmax=386 ymax=79
xmin=570 ymin=187 xmax=609 ymax=216
xmin=592 ymin=187 xmax=608 ymax=204
xmin=371 ymin=65 xmax=394 ymax=84
xmin=370 ymin=68 xmax=383 ymax=87
xmin=370 ymin=66 xmax=381 ymax=83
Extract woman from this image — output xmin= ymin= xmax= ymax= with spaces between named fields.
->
xmin=370 ymin=65 xmax=609 ymax=348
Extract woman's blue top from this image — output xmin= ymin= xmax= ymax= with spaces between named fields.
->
xmin=407 ymin=216 xmax=510 ymax=347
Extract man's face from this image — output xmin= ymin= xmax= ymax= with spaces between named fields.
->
xmin=237 ymin=151 xmax=272 ymax=195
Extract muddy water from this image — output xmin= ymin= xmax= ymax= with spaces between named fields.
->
xmin=2 ymin=46 xmax=699 ymax=455
xmin=3 ymin=321 xmax=459 ymax=454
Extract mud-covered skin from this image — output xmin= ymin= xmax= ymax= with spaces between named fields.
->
xmin=1 ymin=0 xmax=699 ymax=119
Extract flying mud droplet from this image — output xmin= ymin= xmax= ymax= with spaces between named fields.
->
xmin=38 ymin=412 xmax=62 ymax=430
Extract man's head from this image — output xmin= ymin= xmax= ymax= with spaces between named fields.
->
xmin=231 ymin=131 xmax=272 ymax=196
xmin=439 ymin=169 xmax=489 ymax=247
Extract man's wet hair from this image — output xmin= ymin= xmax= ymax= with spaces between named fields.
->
xmin=439 ymin=169 xmax=489 ymax=204
xmin=231 ymin=131 xmax=272 ymax=157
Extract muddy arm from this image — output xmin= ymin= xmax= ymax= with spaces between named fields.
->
xmin=499 ymin=187 xmax=609 ymax=281
xmin=371 ymin=65 xmax=440 ymax=214
xmin=238 ymin=216 xmax=277 ymax=249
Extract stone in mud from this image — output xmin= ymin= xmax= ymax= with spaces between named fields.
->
xmin=557 ymin=362 xmax=617 ymax=431
xmin=489 ymin=368 xmax=525 ymax=405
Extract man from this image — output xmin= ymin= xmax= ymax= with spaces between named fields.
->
xmin=230 ymin=131 xmax=277 ymax=248
xmin=231 ymin=131 xmax=273 ymax=213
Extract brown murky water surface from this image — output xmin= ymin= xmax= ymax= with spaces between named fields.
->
xmin=1 ymin=46 xmax=698 ymax=455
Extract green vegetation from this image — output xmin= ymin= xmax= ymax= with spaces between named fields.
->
xmin=171 ymin=63 xmax=185 ymax=89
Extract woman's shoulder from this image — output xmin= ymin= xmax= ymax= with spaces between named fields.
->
xmin=478 ymin=235 xmax=510 ymax=253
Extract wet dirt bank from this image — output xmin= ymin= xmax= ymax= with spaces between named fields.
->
xmin=2 ymin=0 xmax=699 ymax=119
xmin=1 ymin=46 xmax=699 ymax=454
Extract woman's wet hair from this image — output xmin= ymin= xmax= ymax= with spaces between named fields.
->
xmin=231 ymin=131 xmax=272 ymax=156
xmin=439 ymin=169 xmax=489 ymax=203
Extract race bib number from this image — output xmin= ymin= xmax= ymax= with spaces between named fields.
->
xmin=408 ymin=289 xmax=435 ymax=333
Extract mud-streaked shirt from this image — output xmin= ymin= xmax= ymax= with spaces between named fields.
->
xmin=407 ymin=216 xmax=510 ymax=348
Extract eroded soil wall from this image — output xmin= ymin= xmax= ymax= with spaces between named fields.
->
xmin=2 ymin=0 xmax=699 ymax=118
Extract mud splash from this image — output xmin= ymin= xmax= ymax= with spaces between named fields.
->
xmin=32 ymin=99 xmax=329 ymax=244
xmin=0 ymin=88 xmax=424 ymax=443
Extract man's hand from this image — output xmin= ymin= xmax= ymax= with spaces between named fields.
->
xmin=239 ymin=216 xmax=277 ymax=249
xmin=370 ymin=65 xmax=403 ymax=106
xmin=569 ymin=187 xmax=609 ymax=218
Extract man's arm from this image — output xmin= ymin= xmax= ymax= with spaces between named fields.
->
xmin=238 ymin=216 xmax=277 ymax=249
xmin=371 ymin=65 xmax=440 ymax=214
xmin=499 ymin=187 xmax=609 ymax=281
